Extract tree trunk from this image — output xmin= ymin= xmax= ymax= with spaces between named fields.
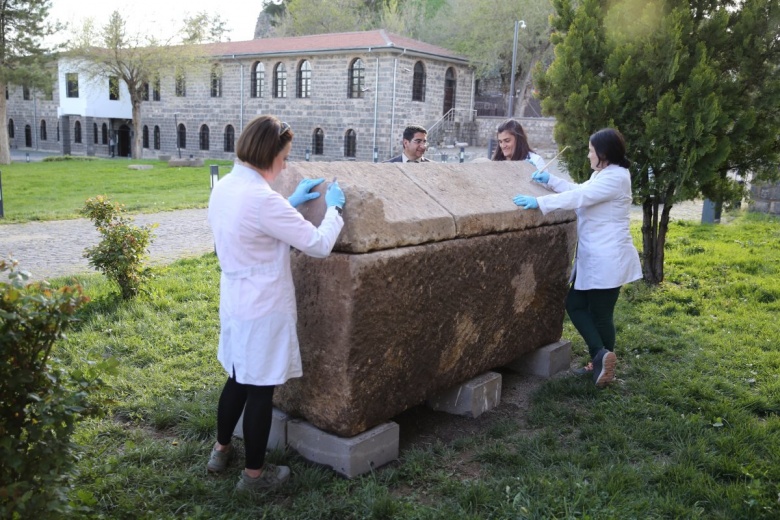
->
xmin=132 ymin=100 xmax=142 ymax=159
xmin=0 ymin=94 xmax=10 ymax=165
xmin=640 ymin=186 xmax=674 ymax=284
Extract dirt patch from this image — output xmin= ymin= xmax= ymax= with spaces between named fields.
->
xmin=393 ymin=368 xmax=555 ymax=452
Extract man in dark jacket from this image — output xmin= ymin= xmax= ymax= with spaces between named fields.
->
xmin=385 ymin=125 xmax=431 ymax=163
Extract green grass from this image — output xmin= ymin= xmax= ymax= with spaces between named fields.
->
xmin=43 ymin=211 xmax=780 ymax=518
xmin=0 ymin=157 xmax=234 ymax=223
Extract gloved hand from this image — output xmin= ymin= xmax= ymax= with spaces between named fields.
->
xmin=513 ymin=194 xmax=539 ymax=210
xmin=288 ymin=178 xmax=324 ymax=208
xmin=326 ymin=180 xmax=346 ymax=209
xmin=531 ymin=170 xmax=550 ymax=184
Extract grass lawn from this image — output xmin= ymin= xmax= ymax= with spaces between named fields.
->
xmin=0 ymin=157 xmax=234 ymax=223
xmin=43 ymin=212 xmax=780 ymax=518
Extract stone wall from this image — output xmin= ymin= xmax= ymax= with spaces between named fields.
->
xmin=750 ymin=181 xmax=780 ymax=215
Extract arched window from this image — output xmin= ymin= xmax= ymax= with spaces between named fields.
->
xmin=102 ymin=123 xmax=108 ymax=144
xmin=93 ymin=123 xmax=98 ymax=144
xmin=412 ymin=61 xmax=426 ymax=102
xmin=40 ymin=120 xmax=47 ymax=141
xmin=177 ymin=123 xmax=186 ymax=149
xmin=313 ymin=128 xmax=324 ymax=155
xmin=142 ymin=125 xmax=149 ymax=148
xmin=25 ymin=125 xmax=32 ymax=147
xmin=297 ymin=60 xmax=311 ymax=98
xmin=344 ymin=129 xmax=356 ymax=158
xmin=7 ymin=119 xmax=14 ymax=138
xmin=224 ymin=125 xmax=235 ymax=152
xmin=251 ymin=62 xmax=264 ymax=98
xmin=199 ymin=124 xmax=210 ymax=151
xmin=74 ymin=120 xmax=82 ymax=143
xmin=274 ymin=63 xmax=287 ymax=98
xmin=443 ymin=67 xmax=456 ymax=115
xmin=210 ymin=64 xmax=222 ymax=98
xmin=153 ymin=125 xmax=160 ymax=150
xmin=348 ymin=58 xmax=365 ymax=99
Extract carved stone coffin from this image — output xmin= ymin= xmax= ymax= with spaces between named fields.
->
xmin=270 ymin=161 xmax=577 ymax=437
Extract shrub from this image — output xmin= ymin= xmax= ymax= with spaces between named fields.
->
xmin=0 ymin=259 xmax=113 ymax=518
xmin=82 ymin=196 xmax=157 ymax=299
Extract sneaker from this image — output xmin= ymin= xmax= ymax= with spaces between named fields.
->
xmin=572 ymin=362 xmax=593 ymax=376
xmin=236 ymin=464 xmax=291 ymax=492
xmin=593 ymin=349 xmax=617 ymax=387
xmin=206 ymin=445 xmax=233 ymax=473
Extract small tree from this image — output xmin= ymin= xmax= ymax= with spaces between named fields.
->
xmin=0 ymin=258 xmax=112 ymax=517
xmin=82 ymin=196 xmax=156 ymax=299
xmin=68 ymin=11 xmax=205 ymax=159
xmin=0 ymin=0 xmax=61 ymax=165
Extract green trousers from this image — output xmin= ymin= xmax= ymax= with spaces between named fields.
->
xmin=565 ymin=285 xmax=622 ymax=360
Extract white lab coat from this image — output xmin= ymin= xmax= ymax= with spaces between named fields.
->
xmin=537 ymin=164 xmax=642 ymax=290
xmin=527 ymin=152 xmax=546 ymax=171
xmin=207 ymin=163 xmax=343 ymax=385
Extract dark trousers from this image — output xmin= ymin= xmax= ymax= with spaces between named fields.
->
xmin=216 ymin=375 xmax=275 ymax=470
xmin=566 ymin=285 xmax=622 ymax=360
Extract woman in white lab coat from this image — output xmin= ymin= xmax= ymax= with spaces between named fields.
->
xmin=512 ymin=128 xmax=642 ymax=387
xmin=206 ymin=115 xmax=346 ymax=492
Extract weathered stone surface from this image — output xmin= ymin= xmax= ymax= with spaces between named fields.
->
xmin=168 ymin=158 xmax=204 ymax=167
xmin=128 ymin=164 xmax=153 ymax=170
xmin=278 ymin=161 xmax=569 ymax=253
xmin=269 ymin=161 xmax=577 ymax=437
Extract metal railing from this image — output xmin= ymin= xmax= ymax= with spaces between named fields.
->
xmin=426 ymin=108 xmax=477 ymax=147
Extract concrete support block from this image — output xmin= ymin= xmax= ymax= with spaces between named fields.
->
xmin=233 ymin=407 xmax=289 ymax=450
xmin=287 ymin=420 xmax=399 ymax=479
xmin=426 ymin=371 xmax=502 ymax=418
xmin=505 ymin=339 xmax=572 ymax=377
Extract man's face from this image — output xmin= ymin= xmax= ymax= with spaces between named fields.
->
xmin=402 ymin=132 xmax=428 ymax=161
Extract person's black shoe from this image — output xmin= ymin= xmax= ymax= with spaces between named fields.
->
xmin=593 ymin=349 xmax=617 ymax=387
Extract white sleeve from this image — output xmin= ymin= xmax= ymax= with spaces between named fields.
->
xmin=258 ymin=193 xmax=344 ymax=258
xmin=537 ymin=171 xmax=625 ymax=215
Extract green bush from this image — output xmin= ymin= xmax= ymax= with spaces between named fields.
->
xmin=82 ymin=196 xmax=157 ymax=299
xmin=0 ymin=259 xmax=113 ymax=518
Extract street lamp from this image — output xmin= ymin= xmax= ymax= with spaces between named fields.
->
xmin=459 ymin=146 xmax=465 ymax=163
xmin=209 ymin=165 xmax=220 ymax=189
xmin=507 ymin=20 xmax=527 ymax=117
xmin=373 ymin=147 xmax=378 ymax=163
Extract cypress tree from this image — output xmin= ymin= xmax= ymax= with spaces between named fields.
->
xmin=537 ymin=0 xmax=780 ymax=284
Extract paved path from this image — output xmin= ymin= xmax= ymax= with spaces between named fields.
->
xmin=1 ymin=201 xmax=704 ymax=283
xmin=0 ymin=209 xmax=213 ymax=282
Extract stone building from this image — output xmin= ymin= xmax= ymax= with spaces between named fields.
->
xmin=5 ymin=30 xmax=476 ymax=163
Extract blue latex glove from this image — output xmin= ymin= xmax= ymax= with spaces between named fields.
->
xmin=513 ymin=194 xmax=539 ymax=210
xmin=288 ymin=178 xmax=324 ymax=208
xmin=326 ymin=180 xmax=346 ymax=209
xmin=531 ymin=170 xmax=550 ymax=184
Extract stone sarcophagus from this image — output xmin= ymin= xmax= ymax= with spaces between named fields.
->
xmin=271 ymin=161 xmax=577 ymax=437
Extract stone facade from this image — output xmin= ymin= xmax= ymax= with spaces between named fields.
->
xmin=5 ymin=31 xmax=476 ymax=163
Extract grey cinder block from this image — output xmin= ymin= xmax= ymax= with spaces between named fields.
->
xmin=426 ymin=371 xmax=502 ymax=418
xmin=505 ymin=339 xmax=572 ymax=377
xmin=233 ymin=407 xmax=289 ymax=450
xmin=287 ymin=420 xmax=399 ymax=478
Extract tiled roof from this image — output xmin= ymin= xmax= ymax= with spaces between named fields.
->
xmin=202 ymin=30 xmax=467 ymax=63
